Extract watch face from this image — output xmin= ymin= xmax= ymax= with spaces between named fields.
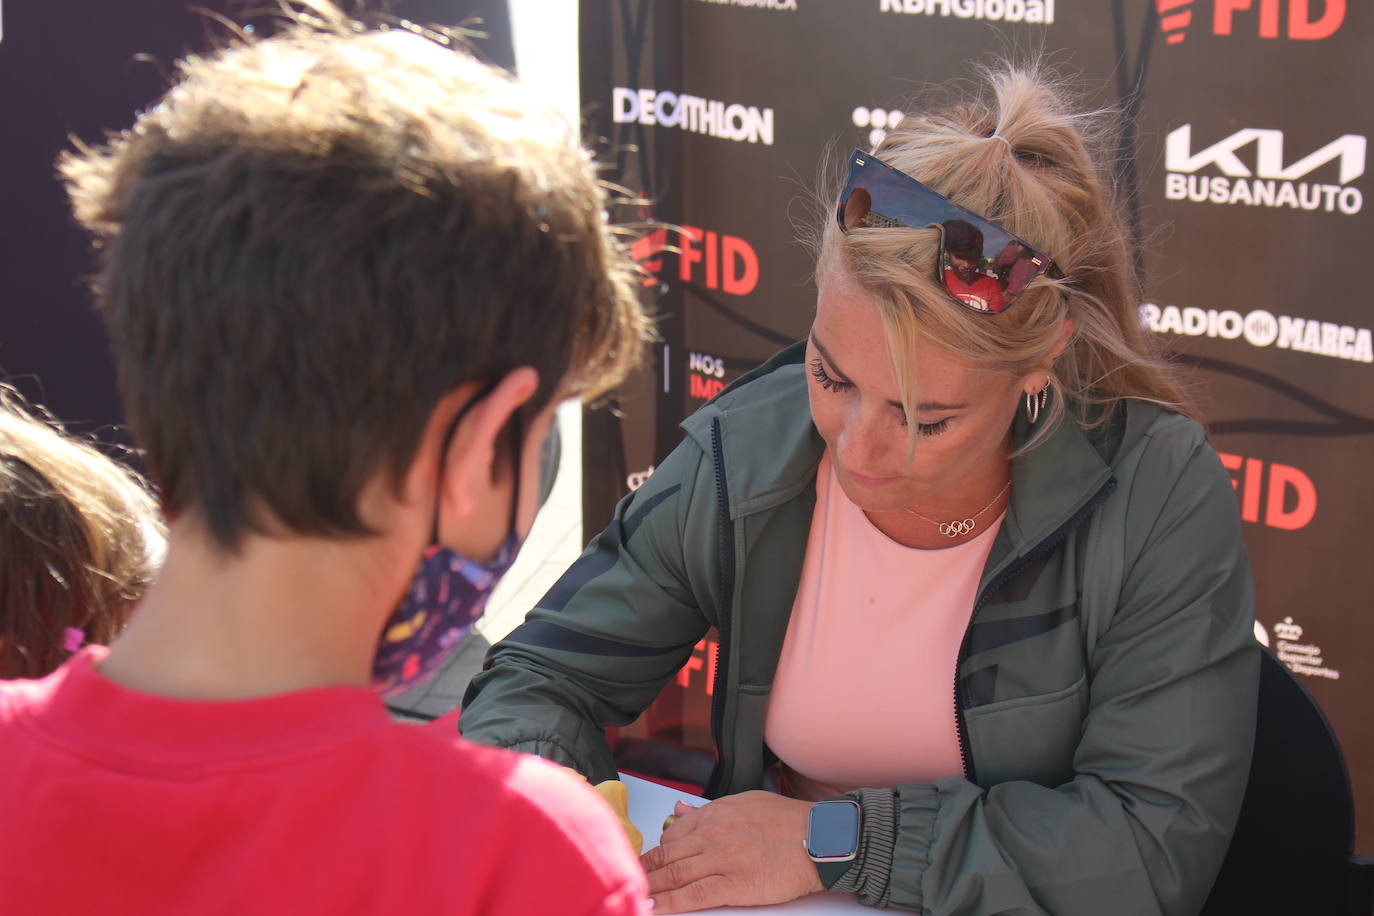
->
xmin=807 ymin=801 xmax=860 ymax=859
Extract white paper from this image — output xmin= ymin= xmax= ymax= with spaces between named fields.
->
xmin=620 ymin=773 xmax=870 ymax=915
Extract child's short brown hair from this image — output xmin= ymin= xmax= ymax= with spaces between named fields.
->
xmin=0 ymin=388 xmax=164 ymax=678
xmin=60 ymin=3 xmax=649 ymax=548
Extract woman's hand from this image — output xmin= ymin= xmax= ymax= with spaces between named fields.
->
xmin=639 ymin=791 xmax=824 ymax=913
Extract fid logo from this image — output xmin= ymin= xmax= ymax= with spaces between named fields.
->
xmin=1156 ymin=0 xmax=1345 ymax=44
xmin=675 ymin=637 xmax=719 ymax=695
xmin=1217 ymin=452 xmax=1317 ymax=531
xmin=630 ymin=225 xmax=760 ymax=296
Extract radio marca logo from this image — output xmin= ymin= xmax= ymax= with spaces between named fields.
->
xmin=1140 ymin=303 xmax=1374 ymax=364
xmin=1155 ymin=0 xmax=1345 ymax=43
xmin=1164 ymin=125 xmax=1365 ymax=215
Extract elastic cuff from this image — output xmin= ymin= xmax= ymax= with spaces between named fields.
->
xmin=831 ymin=788 xmax=898 ymax=908
xmin=493 ymin=736 xmax=591 ymax=774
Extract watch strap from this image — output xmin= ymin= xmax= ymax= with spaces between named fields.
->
xmin=813 ymin=858 xmax=855 ymax=889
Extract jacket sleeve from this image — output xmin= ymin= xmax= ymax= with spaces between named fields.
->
xmin=836 ymin=423 xmax=1260 ymax=915
xmin=460 ymin=435 xmax=721 ymax=782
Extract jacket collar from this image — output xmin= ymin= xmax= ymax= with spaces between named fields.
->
xmin=682 ymin=342 xmax=1155 ymax=558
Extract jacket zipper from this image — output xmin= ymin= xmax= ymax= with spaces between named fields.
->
xmin=952 ymin=478 xmax=1118 ymax=785
xmin=706 ymin=418 xmax=736 ymax=797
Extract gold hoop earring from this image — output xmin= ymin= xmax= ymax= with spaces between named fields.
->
xmin=1025 ymin=381 xmax=1050 ymax=424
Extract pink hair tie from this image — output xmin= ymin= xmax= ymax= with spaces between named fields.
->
xmin=63 ymin=627 xmax=85 ymax=653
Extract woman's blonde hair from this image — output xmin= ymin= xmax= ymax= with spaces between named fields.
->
xmin=0 ymin=388 xmax=165 ymax=678
xmin=817 ymin=63 xmax=1196 ymax=451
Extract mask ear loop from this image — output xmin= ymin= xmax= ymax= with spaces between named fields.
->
xmin=429 ymin=380 xmax=500 ymax=545
xmin=503 ymin=410 xmax=525 ymax=546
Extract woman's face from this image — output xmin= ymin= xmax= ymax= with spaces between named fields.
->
xmin=806 ymin=260 xmax=1028 ymax=513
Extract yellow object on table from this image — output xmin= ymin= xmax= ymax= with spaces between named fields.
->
xmin=563 ymin=767 xmax=644 ymax=854
xmin=593 ymin=778 xmax=644 ymax=855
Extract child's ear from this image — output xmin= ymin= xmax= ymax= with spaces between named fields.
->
xmin=439 ymin=367 xmax=539 ymax=522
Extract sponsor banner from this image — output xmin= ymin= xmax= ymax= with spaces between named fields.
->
xmin=1216 ymin=449 xmax=1318 ymax=530
xmin=1141 ymin=304 xmax=1374 ymax=364
xmin=613 ymin=87 xmax=776 ymax=145
xmin=1157 ymin=0 xmax=1347 ymax=44
xmin=852 ymin=105 xmax=905 ymax=150
xmin=693 ymin=0 xmax=797 ymax=9
xmin=1163 ymin=125 xmax=1365 ymax=215
xmin=585 ymin=0 xmax=1374 ymax=847
xmin=631 ymin=224 xmax=760 ymax=296
xmin=878 ymin=0 xmax=1055 ymax=23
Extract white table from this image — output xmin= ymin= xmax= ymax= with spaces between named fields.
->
xmin=621 ymin=773 xmax=870 ymax=914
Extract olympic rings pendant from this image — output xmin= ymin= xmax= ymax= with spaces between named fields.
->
xmin=939 ymin=518 xmax=976 ymax=538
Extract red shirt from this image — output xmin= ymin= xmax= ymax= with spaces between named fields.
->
xmin=942 ymin=267 xmax=1005 ymax=311
xmin=0 ymin=648 xmax=649 ymax=915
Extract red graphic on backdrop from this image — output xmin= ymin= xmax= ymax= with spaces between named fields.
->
xmin=1217 ymin=451 xmax=1317 ymax=530
xmin=629 ymin=226 xmax=670 ymax=287
xmin=1156 ymin=0 xmax=1195 ymax=43
xmin=675 ymin=637 xmax=719 ymax=695
xmin=679 ymin=226 xmax=759 ymax=296
xmin=1158 ymin=0 xmax=1344 ymax=43
xmin=630 ymin=223 xmax=760 ymax=295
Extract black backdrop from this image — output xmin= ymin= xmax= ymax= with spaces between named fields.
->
xmin=0 ymin=0 xmax=512 ymax=446
xmin=579 ymin=0 xmax=1373 ymax=853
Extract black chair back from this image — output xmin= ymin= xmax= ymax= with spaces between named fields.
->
xmin=1201 ymin=646 xmax=1366 ymax=915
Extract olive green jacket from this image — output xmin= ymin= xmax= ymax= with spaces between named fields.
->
xmin=461 ymin=342 xmax=1259 ymax=916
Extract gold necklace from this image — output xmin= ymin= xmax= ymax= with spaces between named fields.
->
xmin=901 ymin=479 xmax=1012 ymax=539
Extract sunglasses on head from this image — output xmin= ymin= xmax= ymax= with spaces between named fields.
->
xmin=836 ymin=149 xmax=1061 ymax=315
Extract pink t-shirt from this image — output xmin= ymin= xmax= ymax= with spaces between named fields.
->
xmin=765 ymin=453 xmax=1002 ymax=801
xmin=0 ymin=647 xmax=649 ymax=916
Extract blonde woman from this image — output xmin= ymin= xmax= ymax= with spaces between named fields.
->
xmin=462 ymin=65 xmax=1258 ymax=915
xmin=0 ymin=388 xmax=164 ymax=678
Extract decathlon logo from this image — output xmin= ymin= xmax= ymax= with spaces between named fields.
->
xmin=852 ymin=106 xmax=904 ymax=151
xmin=613 ymin=88 xmax=774 ymax=146
xmin=1164 ymin=125 xmax=1365 ymax=215
xmin=693 ymin=0 xmax=797 ymax=9
xmin=1156 ymin=0 xmax=1344 ymax=44
xmin=879 ymin=0 xmax=1054 ymax=23
xmin=1140 ymin=303 xmax=1373 ymax=364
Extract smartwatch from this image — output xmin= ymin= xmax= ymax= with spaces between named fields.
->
xmin=805 ymin=799 xmax=861 ymax=889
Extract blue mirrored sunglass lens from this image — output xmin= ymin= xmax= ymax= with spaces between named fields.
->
xmin=837 ymin=152 xmax=1053 ymax=314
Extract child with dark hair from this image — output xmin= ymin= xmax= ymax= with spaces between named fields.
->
xmin=0 ymin=386 xmax=163 ymax=678
xmin=940 ymin=219 xmax=1004 ymax=311
xmin=0 ymin=2 xmax=653 ymax=913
